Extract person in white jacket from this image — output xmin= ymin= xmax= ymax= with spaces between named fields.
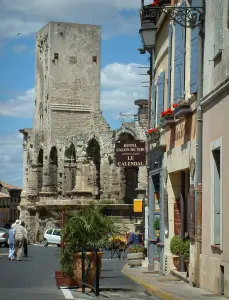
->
xmin=14 ymin=219 xmax=27 ymax=261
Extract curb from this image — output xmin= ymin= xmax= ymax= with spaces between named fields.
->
xmin=121 ymin=266 xmax=183 ymax=300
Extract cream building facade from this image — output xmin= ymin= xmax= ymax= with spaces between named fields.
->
xmin=200 ymin=0 xmax=229 ymax=297
xmin=147 ymin=0 xmax=200 ymax=281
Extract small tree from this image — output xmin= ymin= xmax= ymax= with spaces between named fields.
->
xmin=170 ymin=235 xmax=183 ymax=256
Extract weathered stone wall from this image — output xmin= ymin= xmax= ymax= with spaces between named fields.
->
xmin=19 ymin=22 xmax=147 ymax=239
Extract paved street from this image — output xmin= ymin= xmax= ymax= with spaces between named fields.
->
xmin=0 ymin=246 xmax=161 ymax=300
xmin=0 ymin=245 xmax=64 ymax=300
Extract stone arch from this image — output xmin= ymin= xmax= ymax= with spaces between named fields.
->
xmin=64 ymin=143 xmax=76 ymax=193
xmin=86 ymin=138 xmax=101 ymax=200
xmin=115 ymin=125 xmax=137 ymax=142
xmin=49 ymin=146 xmax=58 ymax=192
xmin=118 ymin=132 xmax=139 ymax=204
xmin=37 ymin=149 xmax=43 ymax=193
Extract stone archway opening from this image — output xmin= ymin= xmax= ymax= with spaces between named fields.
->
xmin=49 ymin=146 xmax=58 ymax=192
xmin=37 ymin=149 xmax=43 ymax=193
xmin=86 ymin=139 xmax=101 ymax=200
xmin=64 ymin=143 xmax=76 ymax=192
xmin=118 ymin=133 xmax=139 ymax=204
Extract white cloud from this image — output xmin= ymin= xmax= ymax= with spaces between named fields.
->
xmin=0 ymin=88 xmax=34 ymax=118
xmin=12 ymin=44 xmax=28 ymax=53
xmin=0 ymin=63 xmax=148 ymax=118
xmin=0 ymin=132 xmax=23 ymax=187
xmin=0 ymin=0 xmax=153 ymax=40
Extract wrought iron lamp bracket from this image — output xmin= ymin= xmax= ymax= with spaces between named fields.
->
xmin=142 ymin=6 xmax=205 ymax=30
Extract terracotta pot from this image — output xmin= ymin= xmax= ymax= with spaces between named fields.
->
xmin=185 ymin=259 xmax=190 ymax=277
xmin=55 ymin=271 xmax=78 ymax=288
xmin=73 ymin=252 xmax=103 ymax=285
xmin=172 ymin=256 xmax=180 ymax=271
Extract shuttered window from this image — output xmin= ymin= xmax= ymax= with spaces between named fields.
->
xmin=214 ymin=0 xmax=224 ymax=55
xmin=173 ymin=2 xmax=186 ymax=103
xmin=210 ymin=138 xmax=222 ymax=249
xmin=167 ymin=24 xmax=173 ymax=106
xmin=190 ymin=0 xmax=200 ymax=94
xmin=157 ymin=72 xmax=165 ymax=125
xmin=152 ymin=83 xmax=157 ymax=128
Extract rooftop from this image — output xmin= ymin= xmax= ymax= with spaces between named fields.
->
xmin=0 ymin=192 xmax=10 ymax=199
xmin=0 ymin=181 xmax=22 ymax=191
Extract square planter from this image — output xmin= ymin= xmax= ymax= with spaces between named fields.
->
xmin=55 ymin=271 xmax=79 ymax=288
xmin=174 ymin=104 xmax=191 ymax=119
xmin=127 ymin=252 xmax=145 ymax=267
xmin=161 ymin=116 xmax=175 ymax=129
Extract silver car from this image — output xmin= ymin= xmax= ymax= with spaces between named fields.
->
xmin=0 ymin=227 xmax=9 ymax=247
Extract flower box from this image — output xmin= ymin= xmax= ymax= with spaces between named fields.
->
xmin=147 ymin=130 xmax=160 ymax=144
xmin=174 ymin=104 xmax=191 ymax=119
xmin=160 ymin=115 xmax=175 ymax=128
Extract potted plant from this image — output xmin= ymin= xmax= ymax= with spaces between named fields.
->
xmin=127 ymin=244 xmax=145 ymax=267
xmin=182 ymin=238 xmax=190 ymax=276
xmin=153 ymin=217 xmax=160 ymax=237
xmin=160 ymin=108 xmax=175 ymax=128
xmin=147 ymin=127 xmax=160 ymax=144
xmin=173 ymin=101 xmax=191 ymax=119
xmin=57 ymin=205 xmax=119 ymax=288
xmin=170 ymin=235 xmax=183 ymax=271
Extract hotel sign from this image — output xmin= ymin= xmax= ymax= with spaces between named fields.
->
xmin=115 ymin=140 xmax=146 ymax=167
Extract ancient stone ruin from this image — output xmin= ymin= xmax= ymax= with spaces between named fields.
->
xmin=19 ymin=22 xmax=148 ymax=241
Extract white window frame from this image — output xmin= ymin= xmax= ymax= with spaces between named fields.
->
xmin=210 ymin=137 xmax=223 ymax=250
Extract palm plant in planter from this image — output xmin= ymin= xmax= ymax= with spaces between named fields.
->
xmin=57 ymin=205 xmax=119 ymax=287
xmin=170 ymin=235 xmax=183 ymax=271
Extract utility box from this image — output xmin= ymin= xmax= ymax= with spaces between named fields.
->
xmin=133 ymin=199 xmax=143 ymax=213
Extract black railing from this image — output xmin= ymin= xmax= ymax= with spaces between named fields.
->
xmin=81 ymin=248 xmax=100 ymax=297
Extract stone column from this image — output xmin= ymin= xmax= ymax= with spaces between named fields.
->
xmin=27 ymin=164 xmax=39 ymax=195
xmin=42 ymin=161 xmax=51 ymax=193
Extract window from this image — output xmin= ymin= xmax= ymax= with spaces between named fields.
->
xmin=46 ymin=229 xmax=53 ymax=235
xmin=53 ymin=229 xmax=61 ymax=236
xmin=210 ymin=138 xmax=223 ymax=249
xmin=214 ymin=0 xmax=224 ymax=55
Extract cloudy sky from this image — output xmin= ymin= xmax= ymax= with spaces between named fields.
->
xmin=0 ymin=0 xmax=153 ymax=187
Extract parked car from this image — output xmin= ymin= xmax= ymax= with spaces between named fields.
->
xmin=42 ymin=228 xmax=61 ymax=247
xmin=0 ymin=227 xmax=9 ymax=247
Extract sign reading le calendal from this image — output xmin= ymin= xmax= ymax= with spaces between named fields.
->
xmin=115 ymin=140 xmax=146 ymax=167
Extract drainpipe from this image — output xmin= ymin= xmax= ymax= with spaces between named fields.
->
xmin=193 ymin=0 xmax=205 ymax=288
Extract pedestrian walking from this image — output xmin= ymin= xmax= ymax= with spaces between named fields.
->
xmin=8 ymin=223 xmax=15 ymax=261
xmin=21 ymin=221 xmax=28 ymax=257
xmin=14 ymin=219 xmax=26 ymax=261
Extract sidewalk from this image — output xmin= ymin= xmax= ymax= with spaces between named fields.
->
xmin=122 ymin=264 xmax=226 ymax=300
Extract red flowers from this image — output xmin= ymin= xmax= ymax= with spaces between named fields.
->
xmin=172 ymin=103 xmax=179 ymax=108
xmin=148 ymin=128 xmax=159 ymax=134
xmin=160 ymin=108 xmax=173 ymax=118
xmin=152 ymin=0 xmax=159 ymax=6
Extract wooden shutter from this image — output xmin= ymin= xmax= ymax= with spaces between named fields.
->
xmin=173 ymin=1 xmax=186 ymax=103
xmin=152 ymin=83 xmax=157 ymax=128
xmin=167 ymin=24 xmax=173 ymax=106
xmin=215 ymin=0 xmax=224 ymax=55
xmin=190 ymin=0 xmax=200 ymax=94
xmin=157 ymin=72 xmax=165 ymax=124
xmin=213 ymin=149 xmax=221 ymax=245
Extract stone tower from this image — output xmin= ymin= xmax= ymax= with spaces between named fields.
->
xmin=19 ymin=22 xmax=147 ymax=238
xmin=34 ymin=22 xmax=101 ymax=141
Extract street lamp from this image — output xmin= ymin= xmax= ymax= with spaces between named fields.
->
xmin=139 ymin=20 xmax=157 ymax=50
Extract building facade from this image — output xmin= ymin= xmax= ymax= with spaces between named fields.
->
xmin=200 ymin=0 xmax=229 ymax=296
xmin=145 ymin=0 xmax=201 ymax=281
xmin=0 ymin=181 xmax=22 ymax=224
xmin=19 ymin=22 xmax=147 ymax=238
